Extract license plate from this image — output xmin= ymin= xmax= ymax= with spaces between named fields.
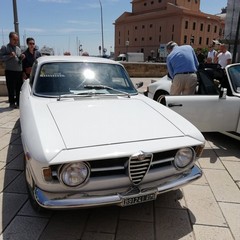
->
xmin=122 ymin=193 xmax=156 ymax=207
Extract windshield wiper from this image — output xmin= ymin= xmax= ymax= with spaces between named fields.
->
xmin=84 ymin=84 xmax=130 ymax=98
xmin=57 ymin=92 xmax=93 ymax=101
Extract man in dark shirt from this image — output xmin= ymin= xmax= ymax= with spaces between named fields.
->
xmin=22 ymin=37 xmax=41 ymax=79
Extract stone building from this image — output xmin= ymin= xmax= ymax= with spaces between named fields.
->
xmin=114 ymin=0 xmax=225 ymax=60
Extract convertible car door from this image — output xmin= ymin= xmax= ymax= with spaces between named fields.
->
xmin=164 ymin=95 xmax=240 ymax=133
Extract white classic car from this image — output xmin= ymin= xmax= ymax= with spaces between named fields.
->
xmin=20 ymin=56 xmax=205 ymax=210
xmin=145 ymin=63 xmax=240 ymax=137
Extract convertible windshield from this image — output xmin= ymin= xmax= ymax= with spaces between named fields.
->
xmin=34 ymin=62 xmax=137 ymax=96
xmin=228 ymin=65 xmax=240 ymax=93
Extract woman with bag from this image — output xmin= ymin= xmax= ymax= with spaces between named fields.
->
xmin=22 ymin=37 xmax=41 ymax=79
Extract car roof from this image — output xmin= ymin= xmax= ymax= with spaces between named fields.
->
xmin=36 ymin=56 xmax=121 ymax=65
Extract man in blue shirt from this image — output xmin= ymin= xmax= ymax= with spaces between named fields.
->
xmin=166 ymin=41 xmax=199 ymax=95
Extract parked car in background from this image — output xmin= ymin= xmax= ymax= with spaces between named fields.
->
xmin=116 ymin=52 xmax=144 ymax=62
xmin=20 ymin=56 xmax=205 ymax=210
xmin=145 ymin=63 xmax=240 ymax=138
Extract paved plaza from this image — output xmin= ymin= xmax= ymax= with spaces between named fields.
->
xmin=0 ymin=95 xmax=239 ymax=240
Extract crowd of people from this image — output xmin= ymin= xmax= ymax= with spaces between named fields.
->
xmin=0 ymin=30 xmax=234 ymax=107
xmin=166 ymin=40 xmax=232 ymax=95
xmin=0 ymin=32 xmax=41 ymax=108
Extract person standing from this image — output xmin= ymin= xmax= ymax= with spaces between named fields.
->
xmin=196 ymin=48 xmax=205 ymax=65
xmin=22 ymin=37 xmax=41 ymax=79
xmin=207 ymin=44 xmax=217 ymax=63
xmin=215 ymin=44 xmax=232 ymax=68
xmin=166 ymin=41 xmax=199 ymax=95
xmin=0 ymin=32 xmax=25 ymax=108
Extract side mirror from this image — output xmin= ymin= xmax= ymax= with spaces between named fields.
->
xmin=135 ymin=82 xmax=143 ymax=89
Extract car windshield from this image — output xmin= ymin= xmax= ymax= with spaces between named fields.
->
xmin=34 ymin=62 xmax=137 ymax=97
xmin=227 ymin=65 xmax=240 ymax=93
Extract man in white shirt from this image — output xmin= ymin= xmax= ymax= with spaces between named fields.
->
xmin=215 ymin=44 xmax=232 ymax=68
xmin=207 ymin=44 xmax=217 ymax=63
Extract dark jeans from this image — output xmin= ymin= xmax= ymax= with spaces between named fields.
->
xmin=5 ymin=70 xmax=23 ymax=106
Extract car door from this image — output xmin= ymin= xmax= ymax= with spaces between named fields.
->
xmin=164 ymin=95 xmax=240 ymax=133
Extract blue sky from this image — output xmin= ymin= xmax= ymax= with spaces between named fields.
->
xmin=0 ymin=0 xmax=227 ymax=55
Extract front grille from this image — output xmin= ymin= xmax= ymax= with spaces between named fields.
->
xmin=128 ymin=152 xmax=153 ymax=185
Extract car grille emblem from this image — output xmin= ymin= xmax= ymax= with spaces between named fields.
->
xmin=128 ymin=151 xmax=153 ymax=185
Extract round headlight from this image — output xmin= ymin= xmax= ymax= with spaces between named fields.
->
xmin=174 ymin=148 xmax=195 ymax=169
xmin=60 ymin=162 xmax=90 ymax=187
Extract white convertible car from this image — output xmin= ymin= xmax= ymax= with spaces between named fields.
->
xmin=145 ymin=63 xmax=240 ymax=137
xmin=20 ymin=56 xmax=205 ymax=210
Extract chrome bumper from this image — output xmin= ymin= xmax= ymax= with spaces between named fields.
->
xmin=34 ymin=165 xmax=202 ymax=209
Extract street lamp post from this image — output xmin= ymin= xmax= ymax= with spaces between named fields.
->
xmin=12 ymin=0 xmax=20 ymax=46
xmin=99 ymin=0 xmax=104 ymax=56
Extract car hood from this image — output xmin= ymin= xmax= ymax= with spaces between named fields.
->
xmin=47 ymin=97 xmax=184 ymax=149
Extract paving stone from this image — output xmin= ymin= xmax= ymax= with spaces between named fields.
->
xmin=0 ymin=192 xmax=28 ymax=233
xmin=120 ymin=201 xmax=153 ymax=222
xmin=116 ymin=220 xmax=154 ymax=240
xmin=219 ymin=202 xmax=240 ymax=240
xmin=6 ymin=152 xmax=24 ymax=171
xmin=0 ymin=128 xmax=10 ymax=138
xmin=4 ymin=172 xmax=28 ymax=194
xmin=81 ymin=232 xmax=115 ymax=240
xmin=222 ymin=160 xmax=240 ymax=181
xmin=1 ymin=216 xmax=48 ymax=240
xmin=0 ymin=133 xmax=19 ymax=151
xmin=155 ymin=189 xmax=186 ymax=209
xmin=193 ymin=225 xmax=234 ymax=240
xmin=155 ymin=208 xmax=194 ymax=240
xmin=198 ymin=149 xmax=225 ymax=169
xmin=18 ymin=200 xmax=52 ymax=218
xmin=0 ymin=169 xmax=21 ymax=192
xmin=183 ymin=185 xmax=227 ymax=226
xmin=39 ymin=210 xmax=89 ymax=240
xmin=204 ymin=169 xmax=240 ymax=203
xmin=86 ymin=206 xmax=119 ymax=233
xmin=0 ymin=144 xmax=23 ymax=164
xmin=0 ymin=116 xmax=16 ymax=125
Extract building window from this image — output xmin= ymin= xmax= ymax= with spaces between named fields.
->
xmin=207 ymin=24 xmax=211 ymax=32
xmin=142 ymin=25 xmax=145 ymax=29
xmin=193 ymin=22 xmax=196 ymax=30
xmin=184 ymin=35 xmax=187 ymax=44
xmin=135 ymin=38 xmax=137 ymax=42
xmin=142 ymin=37 xmax=145 ymax=41
xmin=151 ymin=1 xmax=154 ymax=4
xmin=135 ymin=26 xmax=138 ymax=30
xmin=118 ymin=31 xmax=120 ymax=37
xmin=150 ymin=24 xmax=153 ymax=28
xmin=149 ymin=37 xmax=152 ymax=40
xmin=185 ymin=21 xmax=188 ymax=29
xmin=144 ymin=2 xmax=147 ymax=6
xmin=199 ymin=37 xmax=202 ymax=45
xmin=159 ymin=35 xmax=161 ymax=42
xmin=206 ymin=38 xmax=209 ymax=45
xmin=200 ymin=23 xmax=203 ymax=31
xmin=158 ymin=0 xmax=162 ymax=2
xmin=159 ymin=26 xmax=162 ymax=32
xmin=214 ymin=25 xmax=217 ymax=33
xmin=172 ymin=24 xmax=175 ymax=32
xmin=128 ymin=30 xmax=129 ymax=35
xmin=171 ymin=34 xmax=174 ymax=40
